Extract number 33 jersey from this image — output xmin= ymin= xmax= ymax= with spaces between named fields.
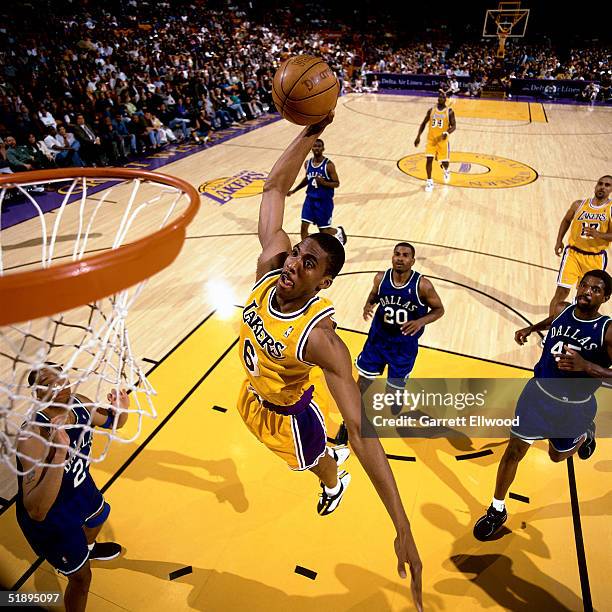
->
xmin=239 ymin=269 xmax=335 ymax=406
xmin=370 ymin=269 xmax=429 ymax=345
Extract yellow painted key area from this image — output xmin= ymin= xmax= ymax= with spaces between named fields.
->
xmin=2 ymin=311 xmax=608 ymax=610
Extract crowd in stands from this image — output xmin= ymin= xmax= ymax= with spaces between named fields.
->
xmin=0 ymin=1 xmax=610 ymax=175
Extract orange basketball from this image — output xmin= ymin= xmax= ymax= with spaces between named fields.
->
xmin=272 ymin=55 xmax=340 ymax=125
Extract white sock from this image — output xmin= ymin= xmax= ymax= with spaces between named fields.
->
xmin=325 ymin=479 xmax=341 ymax=496
xmin=492 ymin=497 xmax=505 ymax=512
xmin=87 ymin=542 xmax=95 ymax=551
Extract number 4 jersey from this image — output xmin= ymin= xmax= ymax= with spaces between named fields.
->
xmin=239 ymin=269 xmax=335 ymax=406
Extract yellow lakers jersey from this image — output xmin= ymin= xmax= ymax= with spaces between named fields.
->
xmin=427 ymin=106 xmax=450 ymax=141
xmin=569 ymin=198 xmax=612 ymax=253
xmin=239 ymin=270 xmax=335 ymax=406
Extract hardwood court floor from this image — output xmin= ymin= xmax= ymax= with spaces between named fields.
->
xmin=1 ymin=94 xmax=611 ymax=610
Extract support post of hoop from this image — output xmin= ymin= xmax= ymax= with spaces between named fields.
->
xmin=497 ymin=31 xmax=509 ymax=58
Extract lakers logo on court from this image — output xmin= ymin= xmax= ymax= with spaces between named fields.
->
xmin=398 ymin=152 xmax=538 ymax=188
xmin=199 ymin=170 xmax=267 ymax=204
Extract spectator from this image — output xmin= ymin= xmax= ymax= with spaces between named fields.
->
xmin=43 ymin=127 xmax=85 ymax=167
xmin=24 ymin=133 xmax=56 ymax=170
xmin=71 ymin=114 xmax=104 ymax=166
xmin=5 ymin=135 xmax=38 ymax=172
xmin=112 ymin=113 xmax=137 ymax=155
xmin=0 ymin=139 xmax=13 ymax=174
xmin=37 ymin=106 xmax=57 ymax=131
xmin=158 ymin=103 xmax=190 ymax=141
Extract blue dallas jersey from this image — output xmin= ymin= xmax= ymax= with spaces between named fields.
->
xmin=17 ymin=397 xmax=95 ymax=522
xmin=535 ymin=304 xmax=611 ymax=398
xmin=370 ymin=269 xmax=429 ymax=343
xmin=305 ymin=157 xmax=334 ymax=201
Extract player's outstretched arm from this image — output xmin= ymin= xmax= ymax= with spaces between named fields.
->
xmin=514 ymin=301 xmax=569 ymax=345
xmin=257 ymin=114 xmax=334 ymax=279
xmin=304 ymin=319 xmax=423 ymax=610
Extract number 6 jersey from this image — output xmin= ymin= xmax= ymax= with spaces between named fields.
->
xmin=239 ymin=269 xmax=335 ymax=406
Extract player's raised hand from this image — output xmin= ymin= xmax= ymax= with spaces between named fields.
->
xmin=514 ymin=326 xmax=532 ymax=345
xmin=108 ymin=388 xmax=129 ymax=410
xmin=395 ymin=528 xmax=423 ymax=612
xmin=554 ymin=241 xmax=564 ymax=256
xmin=305 ymin=111 xmax=334 ymax=136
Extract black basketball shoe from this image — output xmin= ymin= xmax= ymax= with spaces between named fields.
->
xmin=578 ymin=422 xmax=596 ymax=460
xmin=473 ymin=505 xmax=507 ymax=541
xmin=89 ymin=542 xmax=122 ymax=561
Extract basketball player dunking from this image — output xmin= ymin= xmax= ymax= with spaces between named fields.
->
xmin=414 ymin=92 xmax=456 ymax=192
xmin=474 ymin=270 xmax=612 ymax=541
xmin=16 ymin=364 xmax=128 ymax=612
xmin=549 ymin=175 xmax=612 ymax=315
xmin=287 ymin=138 xmax=347 ymax=245
xmin=237 ymin=113 xmax=422 ymax=609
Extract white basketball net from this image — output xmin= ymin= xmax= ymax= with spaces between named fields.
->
xmin=0 ymin=174 xmax=191 ymax=475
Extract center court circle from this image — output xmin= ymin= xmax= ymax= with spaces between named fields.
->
xmin=397 ymin=151 xmax=538 ymax=189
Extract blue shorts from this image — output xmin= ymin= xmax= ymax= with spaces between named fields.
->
xmin=511 ymin=378 xmax=596 ymax=452
xmin=17 ymin=475 xmax=110 ymax=575
xmin=356 ymin=337 xmax=418 ymax=389
xmin=301 ymin=196 xmax=334 ymax=229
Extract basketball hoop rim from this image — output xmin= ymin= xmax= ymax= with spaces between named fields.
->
xmin=0 ymin=167 xmax=200 ymax=326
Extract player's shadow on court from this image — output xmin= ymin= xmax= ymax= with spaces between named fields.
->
xmin=104 ymin=557 xmax=435 ymax=610
xmin=97 ymin=449 xmax=249 ymax=513
xmin=422 ymin=503 xmax=583 ymax=611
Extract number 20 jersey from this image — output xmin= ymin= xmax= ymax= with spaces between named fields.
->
xmin=369 ymin=269 xmax=429 ymax=346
